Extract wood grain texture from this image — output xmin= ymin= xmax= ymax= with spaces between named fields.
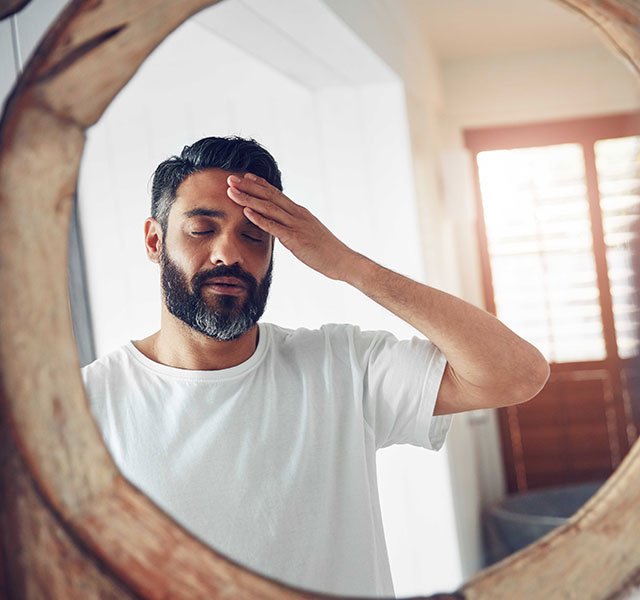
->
xmin=559 ymin=0 xmax=640 ymax=74
xmin=0 ymin=411 xmax=136 ymax=600
xmin=0 ymin=0 xmax=639 ymax=598
xmin=461 ymin=433 xmax=640 ymax=599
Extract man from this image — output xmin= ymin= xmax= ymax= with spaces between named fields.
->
xmin=83 ymin=136 xmax=549 ymax=597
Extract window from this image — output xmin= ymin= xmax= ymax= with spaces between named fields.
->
xmin=465 ymin=113 xmax=640 ymax=492
xmin=477 ymin=143 xmax=605 ymax=363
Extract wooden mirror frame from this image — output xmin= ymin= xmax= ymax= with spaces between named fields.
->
xmin=1 ymin=1 xmax=639 ymax=597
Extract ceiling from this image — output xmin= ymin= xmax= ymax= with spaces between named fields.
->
xmin=402 ymin=0 xmax=606 ymax=63
xmin=191 ymin=0 xmax=613 ymax=90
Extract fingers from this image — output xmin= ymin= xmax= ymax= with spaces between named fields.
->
xmin=227 ymin=173 xmax=299 ymax=214
xmin=227 ymin=184 xmax=295 ymax=227
xmin=243 ymin=207 xmax=290 ymax=243
xmin=226 ymin=173 xmax=312 ymax=250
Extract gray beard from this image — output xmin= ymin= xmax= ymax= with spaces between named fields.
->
xmin=192 ymin=297 xmax=258 ymax=341
xmin=160 ymin=249 xmax=272 ymax=341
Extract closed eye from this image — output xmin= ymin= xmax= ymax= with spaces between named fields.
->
xmin=243 ymin=233 xmax=265 ymax=243
xmin=191 ymin=230 xmax=213 ymax=236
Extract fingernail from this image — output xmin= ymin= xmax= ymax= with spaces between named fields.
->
xmin=245 ymin=173 xmax=258 ymax=181
xmin=228 ymin=175 xmax=241 ymax=183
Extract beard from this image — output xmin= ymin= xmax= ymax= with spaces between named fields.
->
xmin=159 ymin=248 xmax=272 ymax=341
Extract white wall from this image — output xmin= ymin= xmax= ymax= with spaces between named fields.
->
xmin=442 ymin=45 xmax=640 ymax=138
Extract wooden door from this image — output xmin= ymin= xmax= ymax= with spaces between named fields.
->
xmin=465 ymin=113 xmax=640 ymax=493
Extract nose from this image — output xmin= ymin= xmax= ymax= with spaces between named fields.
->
xmin=209 ymin=231 xmax=243 ymax=267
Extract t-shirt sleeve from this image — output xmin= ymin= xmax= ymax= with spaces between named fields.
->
xmin=356 ymin=328 xmax=452 ymax=451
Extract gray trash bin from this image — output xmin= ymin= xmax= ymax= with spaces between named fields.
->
xmin=483 ymin=480 xmax=605 ymax=565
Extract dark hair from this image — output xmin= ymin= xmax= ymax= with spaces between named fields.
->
xmin=151 ymin=136 xmax=283 ymax=231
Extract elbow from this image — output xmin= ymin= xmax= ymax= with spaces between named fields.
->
xmin=512 ymin=351 xmax=550 ymax=406
xmin=456 ymin=351 xmax=550 ymax=411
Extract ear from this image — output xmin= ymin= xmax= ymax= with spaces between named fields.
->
xmin=144 ymin=217 xmax=163 ymax=263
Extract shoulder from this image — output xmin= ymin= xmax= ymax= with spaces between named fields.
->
xmin=264 ymin=322 xmax=383 ymax=344
xmin=263 ymin=322 xmax=396 ymax=362
xmin=81 ymin=344 xmax=136 ymax=392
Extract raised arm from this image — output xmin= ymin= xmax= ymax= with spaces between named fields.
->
xmin=227 ymin=173 xmax=550 ymax=415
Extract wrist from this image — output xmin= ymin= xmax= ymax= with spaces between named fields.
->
xmin=335 ymin=250 xmax=377 ymax=287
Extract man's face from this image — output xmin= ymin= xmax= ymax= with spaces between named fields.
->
xmin=157 ymin=169 xmax=273 ymax=340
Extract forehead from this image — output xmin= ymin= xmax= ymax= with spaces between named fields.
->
xmin=174 ymin=168 xmax=239 ymax=210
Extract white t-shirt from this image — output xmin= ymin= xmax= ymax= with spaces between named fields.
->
xmin=82 ymin=323 xmax=451 ymax=597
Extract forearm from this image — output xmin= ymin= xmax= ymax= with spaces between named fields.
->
xmin=339 ymin=252 xmax=550 ymax=404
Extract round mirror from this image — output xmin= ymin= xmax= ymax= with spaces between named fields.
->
xmin=0 ymin=1 xmax=639 ymax=598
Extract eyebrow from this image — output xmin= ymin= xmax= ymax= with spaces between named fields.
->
xmin=183 ymin=207 xmax=265 ymax=233
xmin=183 ymin=208 xmax=226 ymax=219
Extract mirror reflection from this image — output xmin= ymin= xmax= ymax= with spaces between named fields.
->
xmin=72 ymin=0 xmax=640 ymax=597
xmin=3 ymin=0 xmax=638 ymax=595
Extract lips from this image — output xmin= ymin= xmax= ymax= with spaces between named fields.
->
xmin=203 ymin=276 xmax=247 ymax=289
xmin=200 ymin=276 xmax=248 ymax=296
xmin=193 ymin=266 xmax=257 ymax=299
